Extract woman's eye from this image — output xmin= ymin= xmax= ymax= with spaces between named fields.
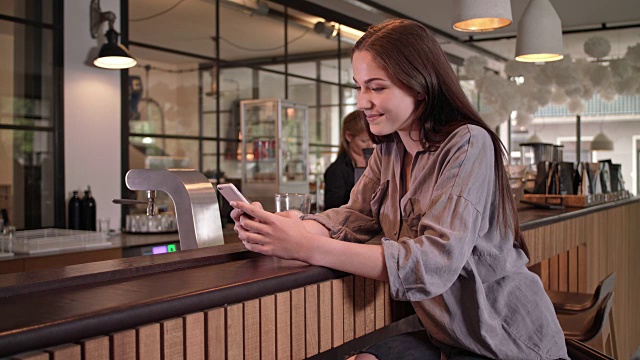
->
xmin=371 ymin=87 xmax=384 ymax=92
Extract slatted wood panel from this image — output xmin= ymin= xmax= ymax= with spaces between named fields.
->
xmin=525 ymin=202 xmax=640 ymax=359
xmin=9 ymin=202 xmax=640 ymax=359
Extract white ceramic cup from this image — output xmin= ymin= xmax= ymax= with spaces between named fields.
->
xmin=274 ymin=193 xmax=311 ymax=214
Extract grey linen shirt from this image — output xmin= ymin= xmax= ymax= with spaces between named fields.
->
xmin=304 ymin=125 xmax=568 ymax=359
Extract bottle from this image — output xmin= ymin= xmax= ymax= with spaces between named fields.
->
xmin=68 ymin=191 xmax=82 ymax=230
xmin=80 ymin=186 xmax=97 ymax=231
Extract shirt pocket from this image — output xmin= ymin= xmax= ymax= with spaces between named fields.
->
xmin=369 ymin=180 xmax=389 ymax=222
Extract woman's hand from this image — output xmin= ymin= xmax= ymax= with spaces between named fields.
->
xmin=230 ymin=201 xmax=314 ymax=262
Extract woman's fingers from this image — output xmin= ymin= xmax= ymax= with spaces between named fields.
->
xmin=231 ymin=201 xmax=273 ymax=223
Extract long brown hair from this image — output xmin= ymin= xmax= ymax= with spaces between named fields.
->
xmin=352 ymin=19 xmax=527 ymax=257
xmin=338 ymin=110 xmax=368 ymax=157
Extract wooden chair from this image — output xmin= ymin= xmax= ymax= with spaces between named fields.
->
xmin=547 ymin=273 xmax=618 ymax=358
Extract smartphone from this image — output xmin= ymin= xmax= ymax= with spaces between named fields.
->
xmin=217 ymin=183 xmax=250 ymax=204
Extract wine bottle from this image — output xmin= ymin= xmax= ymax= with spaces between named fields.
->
xmin=68 ymin=190 xmax=82 ymax=230
xmin=81 ymin=186 xmax=97 ymax=231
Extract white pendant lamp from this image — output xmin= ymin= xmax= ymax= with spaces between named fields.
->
xmin=515 ymin=0 xmax=564 ymax=62
xmin=452 ymin=0 xmax=512 ymax=32
xmin=591 ymin=132 xmax=614 ymax=151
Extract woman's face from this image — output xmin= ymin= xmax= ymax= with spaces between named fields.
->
xmin=352 ymin=50 xmax=421 ymax=137
xmin=346 ymin=131 xmax=373 ymax=157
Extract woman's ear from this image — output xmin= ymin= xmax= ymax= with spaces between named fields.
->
xmin=416 ymin=92 xmax=425 ymax=100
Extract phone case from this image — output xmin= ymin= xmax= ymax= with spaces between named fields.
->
xmin=217 ymin=184 xmax=250 ymax=204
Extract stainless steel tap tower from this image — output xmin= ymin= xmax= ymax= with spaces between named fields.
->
xmin=116 ymin=169 xmax=225 ymax=250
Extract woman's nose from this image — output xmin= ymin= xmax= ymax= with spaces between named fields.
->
xmin=356 ymin=92 xmax=372 ymax=110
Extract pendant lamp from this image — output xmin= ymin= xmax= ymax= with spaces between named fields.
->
xmin=515 ymin=0 xmax=563 ymax=62
xmin=591 ymin=132 xmax=614 ymax=151
xmin=452 ymin=0 xmax=512 ymax=32
xmin=90 ymin=0 xmax=137 ymax=69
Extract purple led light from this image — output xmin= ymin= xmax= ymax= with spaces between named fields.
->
xmin=152 ymin=245 xmax=168 ymax=254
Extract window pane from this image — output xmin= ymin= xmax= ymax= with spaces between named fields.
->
xmin=320 ymin=59 xmax=339 ymax=83
xmin=0 ymin=2 xmax=53 ymax=24
xmin=0 ymin=20 xmax=54 ymax=127
xmin=320 ymin=83 xmax=340 ymax=105
xmin=128 ymin=60 xmax=201 ymax=137
xmin=0 ymin=129 xmax=55 ymax=229
xmin=258 ymin=70 xmax=285 ymax=99
xmin=130 ymin=1 xmax=216 ymax=59
xmin=218 ymin=140 xmax=243 ymax=180
xmin=129 ymin=137 xmax=199 ymax=171
xmin=288 ymin=76 xmax=316 ymax=106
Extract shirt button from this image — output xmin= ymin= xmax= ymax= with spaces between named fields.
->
xmin=393 ymin=231 xmax=397 ymax=235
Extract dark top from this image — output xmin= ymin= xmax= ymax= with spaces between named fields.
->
xmin=324 ymin=152 xmax=355 ymax=210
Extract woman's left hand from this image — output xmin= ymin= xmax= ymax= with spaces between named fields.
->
xmin=231 ymin=201 xmax=314 ymax=261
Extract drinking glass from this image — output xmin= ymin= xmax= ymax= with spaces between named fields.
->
xmin=274 ymin=193 xmax=311 ymax=214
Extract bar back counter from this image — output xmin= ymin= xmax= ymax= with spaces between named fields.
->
xmin=1 ymin=198 xmax=639 ymax=359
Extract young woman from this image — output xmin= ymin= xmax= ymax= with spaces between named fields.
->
xmin=230 ymin=19 xmax=568 ymax=360
xmin=324 ymin=110 xmax=374 ymax=210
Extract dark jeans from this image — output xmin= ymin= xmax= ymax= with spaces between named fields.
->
xmin=360 ymin=331 xmax=490 ymax=360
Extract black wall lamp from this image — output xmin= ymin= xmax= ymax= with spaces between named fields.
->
xmin=90 ymin=0 xmax=136 ymax=69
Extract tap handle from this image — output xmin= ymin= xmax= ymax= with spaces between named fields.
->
xmin=112 ymin=198 xmax=147 ymax=205
xmin=113 ymin=190 xmax=157 ymax=216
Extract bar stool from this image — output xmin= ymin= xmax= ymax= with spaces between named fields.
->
xmin=546 ymin=273 xmax=618 ymax=358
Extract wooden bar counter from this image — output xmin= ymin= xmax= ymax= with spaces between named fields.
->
xmin=0 ymin=198 xmax=638 ymax=359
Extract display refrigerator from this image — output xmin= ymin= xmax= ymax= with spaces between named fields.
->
xmin=240 ymin=98 xmax=309 ymax=211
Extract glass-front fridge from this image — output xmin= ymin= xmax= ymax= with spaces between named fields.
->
xmin=240 ymin=99 xmax=309 ymax=211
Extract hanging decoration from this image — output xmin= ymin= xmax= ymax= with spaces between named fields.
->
xmin=464 ymin=36 xmax=640 ymax=129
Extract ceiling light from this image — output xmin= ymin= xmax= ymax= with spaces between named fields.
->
xmin=591 ymin=132 xmax=614 ymax=151
xmin=314 ymin=21 xmax=338 ymax=39
xmin=515 ymin=0 xmax=564 ymax=63
xmin=90 ymin=0 xmax=137 ymax=69
xmin=452 ymin=0 xmax=512 ymax=32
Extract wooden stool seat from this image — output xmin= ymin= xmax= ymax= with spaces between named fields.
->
xmin=546 ymin=273 xmax=616 ymax=313
xmin=546 ymin=273 xmax=618 ymax=358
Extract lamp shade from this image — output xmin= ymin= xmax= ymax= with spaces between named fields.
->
xmin=452 ymin=0 xmax=512 ymax=32
xmin=93 ymin=29 xmax=137 ymax=69
xmin=590 ymin=132 xmax=614 ymax=151
xmin=515 ymin=0 xmax=563 ymax=62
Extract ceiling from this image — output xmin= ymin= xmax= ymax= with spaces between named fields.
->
xmin=127 ymin=0 xmax=640 ymax=72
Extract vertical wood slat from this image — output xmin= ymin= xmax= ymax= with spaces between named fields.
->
xmin=318 ymin=281 xmax=332 ymax=353
xmin=81 ymin=336 xmax=109 ymax=360
xmin=161 ymin=318 xmax=184 ymax=360
xmin=354 ymin=276 xmax=365 ymax=338
xmin=374 ymin=280 xmax=385 ymax=330
xmin=206 ymin=307 xmax=226 ymax=360
xmin=244 ymin=299 xmax=260 ymax=360
xmin=46 ymin=344 xmax=81 ymax=360
xmin=305 ymin=284 xmax=319 ymax=358
xmin=384 ymin=281 xmax=391 ymax=326
xmin=343 ymin=276 xmax=355 ymax=342
xmin=364 ymin=278 xmax=375 ymax=334
xmin=137 ymin=324 xmax=160 ymax=360
xmin=291 ymin=287 xmax=305 ymax=360
xmin=111 ymin=329 xmax=136 ymax=360
xmin=275 ymin=291 xmax=291 ymax=360
xmin=331 ymin=278 xmax=344 ymax=348
xmin=226 ymin=303 xmax=244 ymax=360
xmin=185 ymin=312 xmax=205 ymax=360
xmin=260 ymin=296 xmax=276 ymax=360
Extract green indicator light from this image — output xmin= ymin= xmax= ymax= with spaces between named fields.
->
xmin=167 ymin=244 xmax=177 ymax=252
